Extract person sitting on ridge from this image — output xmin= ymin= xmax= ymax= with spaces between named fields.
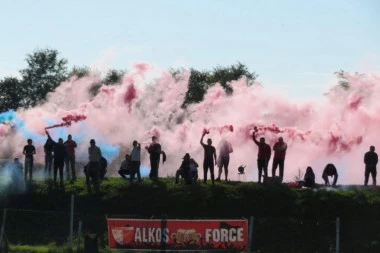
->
xmin=175 ymin=153 xmax=199 ymax=184
xmin=189 ymin=156 xmax=199 ymax=183
xmin=118 ymin=154 xmax=132 ymax=180
xmin=99 ymin=156 xmax=108 ymax=180
xmin=303 ymin=166 xmax=315 ymax=188
xmin=322 ymin=163 xmax=338 ymax=187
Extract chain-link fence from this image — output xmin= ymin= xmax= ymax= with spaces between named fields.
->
xmin=251 ymin=218 xmax=336 ymax=253
xmin=0 ymin=208 xmax=108 ymax=252
xmin=0 ymin=208 xmax=379 ymax=253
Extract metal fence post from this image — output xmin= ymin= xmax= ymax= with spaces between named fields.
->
xmin=70 ymin=194 xmax=74 ymax=251
xmin=336 ymin=217 xmax=340 ymax=253
xmin=77 ymin=220 xmax=82 ymax=253
xmin=248 ymin=216 xmax=254 ymax=253
xmin=0 ymin=209 xmax=7 ymax=249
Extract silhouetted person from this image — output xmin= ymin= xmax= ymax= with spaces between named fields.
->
xmin=200 ymin=133 xmax=217 ymax=185
xmin=46 ymin=130 xmax=67 ymax=184
xmin=272 ymin=137 xmax=287 ymax=182
xmin=364 ymin=146 xmax=378 ymax=186
xmin=322 ymin=163 xmax=338 ymax=187
xmin=130 ymin=140 xmax=142 ymax=183
xmin=252 ymin=131 xmax=271 ymax=183
xmin=145 ymin=136 xmax=165 ymax=183
xmin=64 ymin=134 xmax=77 ymax=181
xmin=216 ymin=139 xmax=233 ymax=182
xmin=303 ymin=166 xmax=315 ymax=188
xmin=44 ymin=137 xmax=54 ymax=176
xmin=23 ymin=138 xmax=36 ymax=181
xmin=87 ymin=139 xmax=102 ymax=186
xmin=189 ymin=157 xmax=199 ymax=183
xmin=99 ymin=156 xmax=108 ymax=179
xmin=118 ymin=154 xmax=131 ymax=179
xmin=175 ymin=153 xmax=199 ymax=184
xmin=175 ymin=153 xmax=190 ymax=184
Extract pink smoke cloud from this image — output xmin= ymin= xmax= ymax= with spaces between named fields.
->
xmin=1 ymin=64 xmax=379 ymax=185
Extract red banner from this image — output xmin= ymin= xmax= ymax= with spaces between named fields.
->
xmin=107 ymin=218 xmax=248 ymax=251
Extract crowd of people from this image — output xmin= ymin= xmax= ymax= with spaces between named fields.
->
xmin=3 ymin=130 xmax=378 ymax=188
xmin=249 ymin=130 xmax=377 ymax=187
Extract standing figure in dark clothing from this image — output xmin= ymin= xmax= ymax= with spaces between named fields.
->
xmin=303 ymin=166 xmax=315 ymax=188
xmin=44 ymin=138 xmax=54 ymax=176
xmin=364 ymin=146 xmax=378 ymax=186
xmin=87 ymin=139 xmax=102 ymax=186
xmin=23 ymin=138 xmax=36 ymax=181
xmin=252 ymin=131 xmax=271 ymax=183
xmin=272 ymin=137 xmax=287 ymax=182
xmin=200 ymin=133 xmax=217 ymax=185
xmin=145 ymin=136 xmax=165 ymax=183
xmin=322 ymin=163 xmax=338 ymax=187
xmin=216 ymin=139 xmax=233 ymax=182
xmin=64 ymin=134 xmax=77 ymax=181
xmin=46 ymin=130 xmax=67 ymax=184
xmin=130 ymin=140 xmax=142 ymax=183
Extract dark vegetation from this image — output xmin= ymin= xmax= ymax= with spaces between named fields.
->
xmin=0 ymin=48 xmax=373 ymax=252
xmin=0 ymin=177 xmax=379 ymax=252
xmin=0 ymin=48 xmax=257 ymax=113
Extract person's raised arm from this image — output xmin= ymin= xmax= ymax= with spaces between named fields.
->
xmin=252 ymin=131 xmax=259 ymax=146
xmin=45 ymin=129 xmax=51 ymax=139
xmin=45 ymin=129 xmax=56 ymax=144
xmin=200 ymin=133 xmax=206 ymax=146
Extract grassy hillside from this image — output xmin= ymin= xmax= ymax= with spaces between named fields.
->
xmin=0 ymin=177 xmax=379 ymax=253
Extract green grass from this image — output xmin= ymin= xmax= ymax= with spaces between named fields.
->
xmin=0 ymin=176 xmax=380 ymax=252
xmin=9 ymin=243 xmax=63 ymax=253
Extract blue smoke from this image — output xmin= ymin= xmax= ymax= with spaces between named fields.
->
xmin=99 ymin=142 xmax=120 ymax=162
xmin=0 ymin=110 xmax=46 ymax=143
xmin=0 ymin=110 xmax=17 ymax=124
xmin=2 ymin=110 xmax=121 ymax=165
xmin=140 ymin=164 xmax=150 ymax=177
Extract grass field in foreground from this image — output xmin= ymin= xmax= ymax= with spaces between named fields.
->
xmin=0 ymin=176 xmax=379 ymax=253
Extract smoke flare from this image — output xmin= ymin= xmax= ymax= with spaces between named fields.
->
xmin=0 ymin=66 xmax=379 ymax=184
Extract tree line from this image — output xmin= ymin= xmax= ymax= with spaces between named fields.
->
xmin=0 ymin=48 xmax=258 ymax=113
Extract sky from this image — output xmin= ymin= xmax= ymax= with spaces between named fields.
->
xmin=1 ymin=0 xmax=380 ymax=184
xmin=1 ymin=0 xmax=379 ymax=101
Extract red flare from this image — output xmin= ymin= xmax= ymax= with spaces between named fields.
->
xmin=202 ymin=125 xmax=233 ymax=135
xmin=348 ymin=94 xmax=363 ymax=110
xmin=124 ymin=83 xmax=137 ymax=113
xmin=202 ymin=128 xmax=210 ymax=135
xmin=45 ymin=113 xmax=87 ymax=130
